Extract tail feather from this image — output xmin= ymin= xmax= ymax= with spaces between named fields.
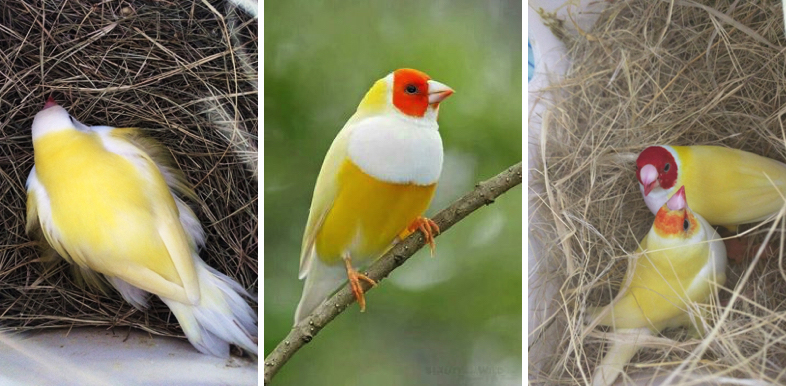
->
xmin=161 ymin=259 xmax=257 ymax=358
xmin=294 ymin=257 xmax=347 ymax=325
xmin=106 ymin=276 xmax=150 ymax=310
xmin=592 ymin=328 xmax=650 ymax=386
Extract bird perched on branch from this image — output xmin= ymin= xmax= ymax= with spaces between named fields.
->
xmin=589 ymin=186 xmax=727 ymax=386
xmin=294 ymin=68 xmax=454 ymax=324
xmin=26 ymin=97 xmax=257 ymax=358
xmin=636 ymin=145 xmax=786 ymax=229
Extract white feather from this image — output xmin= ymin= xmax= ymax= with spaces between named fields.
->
xmin=106 ymin=276 xmax=150 ymax=310
xmin=294 ymin=256 xmax=348 ymax=324
xmin=161 ymin=259 xmax=257 ymax=358
xmin=347 ymin=114 xmax=443 ymax=185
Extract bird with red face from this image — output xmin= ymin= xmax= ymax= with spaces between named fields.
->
xmin=294 ymin=68 xmax=454 ymax=324
xmin=635 ymin=145 xmax=786 ymax=228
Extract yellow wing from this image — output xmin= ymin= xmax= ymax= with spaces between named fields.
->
xmin=26 ymin=169 xmax=108 ymax=292
xmin=298 ymin=123 xmax=354 ymax=278
xmin=677 ymin=145 xmax=786 ymax=225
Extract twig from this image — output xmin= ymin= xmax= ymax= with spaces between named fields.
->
xmin=263 ymin=162 xmax=523 ymax=384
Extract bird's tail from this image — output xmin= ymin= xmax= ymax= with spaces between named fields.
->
xmin=591 ymin=328 xmax=650 ymax=386
xmin=160 ymin=259 xmax=257 ymax=358
xmin=294 ymin=257 xmax=347 ymax=325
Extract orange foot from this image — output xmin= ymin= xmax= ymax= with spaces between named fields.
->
xmin=720 ymin=231 xmax=776 ymax=264
xmin=343 ymin=256 xmax=376 ymax=312
xmin=401 ymin=216 xmax=440 ymax=257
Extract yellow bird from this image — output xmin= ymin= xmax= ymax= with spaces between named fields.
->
xmin=294 ymin=68 xmax=454 ymax=324
xmin=589 ymin=186 xmax=727 ymax=386
xmin=637 ymin=145 xmax=786 ymax=228
xmin=26 ymin=98 xmax=257 ymax=357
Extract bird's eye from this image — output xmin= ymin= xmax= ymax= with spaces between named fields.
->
xmin=405 ymin=84 xmax=418 ymax=94
xmin=664 ymin=163 xmax=671 ymax=172
xmin=683 ymin=218 xmax=690 ymax=231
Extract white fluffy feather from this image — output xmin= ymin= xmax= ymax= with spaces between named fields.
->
xmin=347 ymin=114 xmax=443 ymax=185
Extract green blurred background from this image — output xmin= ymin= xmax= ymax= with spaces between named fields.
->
xmin=264 ymin=1 xmax=522 ymax=384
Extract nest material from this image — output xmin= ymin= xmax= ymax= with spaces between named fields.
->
xmin=531 ymin=1 xmax=786 ymax=384
xmin=0 ymin=1 xmax=257 ymax=339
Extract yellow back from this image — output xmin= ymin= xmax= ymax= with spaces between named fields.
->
xmin=34 ymin=130 xmax=182 ymax=285
xmin=675 ymin=145 xmax=786 ymax=225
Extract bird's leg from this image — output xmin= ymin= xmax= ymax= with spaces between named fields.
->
xmin=718 ymin=226 xmax=776 ymax=264
xmin=400 ymin=217 xmax=440 ymax=257
xmin=343 ymin=254 xmax=376 ymax=312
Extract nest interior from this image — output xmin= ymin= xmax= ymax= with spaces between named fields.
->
xmin=0 ymin=1 xmax=257 ymax=339
xmin=531 ymin=1 xmax=786 ymax=384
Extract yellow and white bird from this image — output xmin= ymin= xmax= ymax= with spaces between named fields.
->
xmin=636 ymin=145 xmax=786 ymax=227
xmin=294 ymin=68 xmax=454 ymax=324
xmin=589 ymin=186 xmax=727 ymax=386
xmin=26 ymin=98 xmax=257 ymax=357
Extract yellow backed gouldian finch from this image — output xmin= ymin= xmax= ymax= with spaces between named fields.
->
xmin=294 ymin=68 xmax=454 ymax=324
xmin=25 ymin=98 xmax=257 ymax=357
xmin=636 ymin=145 xmax=786 ymax=228
xmin=589 ymin=186 xmax=727 ymax=386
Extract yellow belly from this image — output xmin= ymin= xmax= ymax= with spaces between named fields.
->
xmin=315 ymin=159 xmax=436 ymax=265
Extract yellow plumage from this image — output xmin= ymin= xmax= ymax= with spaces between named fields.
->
xmin=639 ymin=145 xmax=786 ymax=227
xmin=589 ymin=187 xmax=726 ymax=386
xmin=315 ymin=160 xmax=436 ymax=264
xmin=294 ymin=69 xmax=453 ymax=323
xmin=31 ymin=129 xmax=194 ymax=301
xmin=674 ymin=146 xmax=786 ymax=225
xmin=26 ymin=101 xmax=257 ymax=357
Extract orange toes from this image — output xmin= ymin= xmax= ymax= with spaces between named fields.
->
xmin=344 ymin=257 xmax=377 ymax=312
xmin=407 ymin=216 xmax=440 ymax=257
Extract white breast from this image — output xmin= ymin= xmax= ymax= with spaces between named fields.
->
xmin=642 ymin=183 xmax=671 ymax=215
xmin=347 ymin=115 xmax=443 ymax=185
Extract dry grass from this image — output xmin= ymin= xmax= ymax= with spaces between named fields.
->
xmin=0 ymin=1 xmax=257 ymax=340
xmin=530 ymin=1 xmax=786 ymax=384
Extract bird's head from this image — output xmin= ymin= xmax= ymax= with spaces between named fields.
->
xmin=636 ymin=145 xmax=678 ymax=196
xmin=357 ymin=68 xmax=453 ymax=122
xmin=32 ymin=97 xmax=91 ymax=141
xmin=652 ymin=186 xmax=700 ymax=240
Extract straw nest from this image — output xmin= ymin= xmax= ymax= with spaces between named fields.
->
xmin=531 ymin=1 xmax=786 ymax=384
xmin=0 ymin=1 xmax=257 ymax=340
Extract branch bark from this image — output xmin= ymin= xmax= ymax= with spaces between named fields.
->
xmin=263 ymin=162 xmax=523 ymax=384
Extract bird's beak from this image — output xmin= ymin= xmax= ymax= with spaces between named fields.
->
xmin=666 ymin=185 xmax=687 ymax=211
xmin=427 ymin=80 xmax=454 ymax=105
xmin=639 ymin=164 xmax=659 ymax=196
xmin=43 ymin=96 xmax=57 ymax=110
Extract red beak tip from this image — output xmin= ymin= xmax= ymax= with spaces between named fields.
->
xmin=643 ymin=183 xmax=655 ymax=196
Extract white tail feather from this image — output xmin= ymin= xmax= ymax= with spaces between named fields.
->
xmin=592 ymin=328 xmax=650 ymax=386
xmin=160 ymin=259 xmax=257 ymax=358
xmin=294 ymin=257 xmax=347 ymax=325
xmin=106 ymin=276 xmax=150 ymax=310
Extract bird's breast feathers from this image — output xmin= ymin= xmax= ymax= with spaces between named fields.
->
xmin=346 ymin=115 xmax=443 ymax=186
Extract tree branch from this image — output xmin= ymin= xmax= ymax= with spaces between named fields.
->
xmin=263 ymin=162 xmax=523 ymax=384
